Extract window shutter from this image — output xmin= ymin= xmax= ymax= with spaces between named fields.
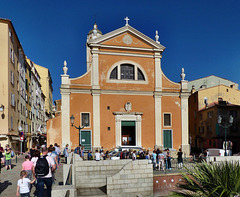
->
xmin=163 ymin=130 xmax=172 ymax=148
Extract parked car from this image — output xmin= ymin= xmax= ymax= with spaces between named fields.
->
xmin=207 ymin=148 xmax=230 ymax=156
xmin=110 ymin=151 xmax=122 ymax=160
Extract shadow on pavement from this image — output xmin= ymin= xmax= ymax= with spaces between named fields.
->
xmin=0 ymin=180 xmax=12 ymax=194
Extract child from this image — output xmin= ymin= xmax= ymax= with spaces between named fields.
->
xmin=22 ymin=155 xmax=34 ymax=179
xmin=16 ymin=170 xmax=36 ymax=197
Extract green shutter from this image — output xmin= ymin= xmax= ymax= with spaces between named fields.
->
xmin=80 ymin=131 xmax=91 ymax=151
xmin=163 ymin=130 xmax=172 ymax=148
xmin=121 ymin=121 xmax=135 ymax=126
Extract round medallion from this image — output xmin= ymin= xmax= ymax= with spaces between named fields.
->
xmin=122 ymin=35 xmax=133 ymax=45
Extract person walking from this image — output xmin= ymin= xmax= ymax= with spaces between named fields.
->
xmin=80 ymin=146 xmax=85 ymax=160
xmin=29 ymin=145 xmax=36 ymax=159
xmin=5 ymin=144 xmax=12 ymax=171
xmin=33 ymin=146 xmax=56 ymax=197
xmin=177 ymin=148 xmax=183 ymax=169
xmin=22 ymin=155 xmax=34 ymax=179
xmin=158 ymin=150 xmax=165 ymax=171
xmin=31 ymin=150 xmax=40 ymax=164
xmin=95 ymin=150 xmax=100 ymax=161
xmin=63 ymin=144 xmax=69 ymax=164
xmin=54 ymin=143 xmax=61 ymax=165
xmin=74 ymin=144 xmax=81 ymax=154
xmin=152 ymin=150 xmax=157 ymax=170
xmin=87 ymin=150 xmax=92 ymax=160
xmin=166 ymin=148 xmax=172 ymax=170
xmin=16 ymin=170 xmax=36 ymax=197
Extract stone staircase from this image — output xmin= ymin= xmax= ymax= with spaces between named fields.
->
xmin=77 ymin=186 xmax=107 ymax=197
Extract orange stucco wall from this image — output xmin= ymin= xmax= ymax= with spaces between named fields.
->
xmin=98 ymin=54 xmax=155 ymax=91
xmin=102 ymin=32 xmax=153 ymax=49
xmin=60 ymin=26 xmax=186 ymax=152
xmin=47 ymin=115 xmax=62 ymax=147
xmin=70 ymin=93 xmax=93 ymax=148
xmin=100 ymin=94 xmax=155 ymax=150
xmin=162 ymin=96 xmax=182 ymax=150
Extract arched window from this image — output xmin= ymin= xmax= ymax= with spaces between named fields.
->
xmin=109 ymin=63 xmax=146 ymax=82
xmin=120 ymin=64 xmax=134 ymax=80
xmin=110 ymin=67 xmax=117 ymax=79
xmin=137 ymin=68 xmax=145 ymax=80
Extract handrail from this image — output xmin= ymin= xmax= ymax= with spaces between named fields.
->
xmin=65 ymin=190 xmax=70 ymax=197
xmin=65 ymin=164 xmax=72 ymax=185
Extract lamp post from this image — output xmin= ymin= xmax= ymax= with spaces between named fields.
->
xmin=70 ymin=114 xmax=84 ymax=146
xmin=218 ymin=115 xmax=233 ymax=156
xmin=18 ymin=126 xmax=23 ymax=154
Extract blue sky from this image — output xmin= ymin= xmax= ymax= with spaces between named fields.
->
xmin=1 ymin=1 xmax=240 ymax=101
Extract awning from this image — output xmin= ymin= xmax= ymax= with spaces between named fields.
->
xmin=0 ymin=135 xmax=7 ymax=139
xmin=11 ymin=136 xmax=20 ymax=141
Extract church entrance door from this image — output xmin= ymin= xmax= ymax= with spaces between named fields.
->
xmin=121 ymin=121 xmax=136 ymax=146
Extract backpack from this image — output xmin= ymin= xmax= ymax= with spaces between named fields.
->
xmin=11 ymin=151 xmax=14 ymax=158
xmin=35 ymin=155 xmax=49 ymax=177
xmin=63 ymin=148 xmax=66 ymax=155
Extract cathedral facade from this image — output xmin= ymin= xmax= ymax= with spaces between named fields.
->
xmin=60 ymin=19 xmax=190 ymax=155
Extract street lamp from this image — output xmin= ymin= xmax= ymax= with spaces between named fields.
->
xmin=70 ymin=114 xmax=84 ymax=146
xmin=0 ymin=104 xmax=4 ymax=112
xmin=218 ymin=115 xmax=233 ymax=156
xmin=18 ymin=126 xmax=23 ymax=154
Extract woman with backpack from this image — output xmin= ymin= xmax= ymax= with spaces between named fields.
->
xmin=63 ymin=144 xmax=69 ymax=164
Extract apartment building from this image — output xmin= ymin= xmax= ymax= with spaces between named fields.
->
xmin=34 ymin=63 xmax=53 ymax=120
xmin=0 ymin=18 xmax=50 ymax=152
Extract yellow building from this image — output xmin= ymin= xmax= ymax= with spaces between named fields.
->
xmin=34 ymin=63 xmax=53 ymax=119
xmin=0 ymin=18 xmax=25 ymax=151
xmin=24 ymin=59 xmax=32 ymax=151
xmin=189 ymin=84 xmax=240 ymax=153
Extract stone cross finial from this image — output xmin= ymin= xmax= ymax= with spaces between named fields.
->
xmin=63 ymin=60 xmax=68 ymax=75
xmin=155 ymin=30 xmax=160 ymax=44
xmin=181 ymin=68 xmax=185 ymax=81
xmin=124 ymin=17 xmax=130 ymax=26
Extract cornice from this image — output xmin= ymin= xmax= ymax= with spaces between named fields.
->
xmin=88 ymin=25 xmax=165 ymax=51
xmin=99 ymin=51 xmax=154 ymax=58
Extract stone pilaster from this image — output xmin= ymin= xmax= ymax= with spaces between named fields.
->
xmin=61 ymin=73 xmax=70 ymax=149
xmin=181 ymin=80 xmax=190 ymax=156
xmin=154 ymin=92 xmax=162 ymax=149
xmin=154 ymin=52 xmax=162 ymax=92
xmin=92 ymin=89 xmax=101 ymax=149
xmin=91 ymin=47 xmax=100 ymax=89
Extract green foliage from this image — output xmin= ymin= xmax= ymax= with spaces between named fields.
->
xmin=171 ymin=161 xmax=240 ymax=197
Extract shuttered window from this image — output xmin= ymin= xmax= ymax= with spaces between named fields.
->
xmin=163 ymin=130 xmax=172 ymax=148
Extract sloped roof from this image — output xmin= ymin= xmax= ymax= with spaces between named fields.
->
xmin=88 ymin=25 xmax=165 ymax=51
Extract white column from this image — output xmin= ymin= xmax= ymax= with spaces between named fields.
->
xmin=136 ymin=115 xmax=142 ymax=147
xmin=181 ymin=80 xmax=190 ymax=156
xmin=154 ymin=93 xmax=162 ymax=148
xmin=61 ymin=87 xmax=70 ymax=149
xmin=92 ymin=90 xmax=101 ymax=148
xmin=115 ymin=115 xmax=121 ymax=147
xmin=91 ymin=47 xmax=99 ymax=89
xmin=154 ymin=52 xmax=162 ymax=91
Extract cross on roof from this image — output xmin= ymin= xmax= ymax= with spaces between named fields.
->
xmin=124 ymin=17 xmax=130 ymax=26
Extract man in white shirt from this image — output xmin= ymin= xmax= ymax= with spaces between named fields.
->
xmin=33 ymin=147 xmax=56 ymax=197
xmin=95 ymin=150 xmax=101 ymax=161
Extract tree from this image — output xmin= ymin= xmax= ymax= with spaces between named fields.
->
xmin=171 ymin=161 xmax=240 ymax=197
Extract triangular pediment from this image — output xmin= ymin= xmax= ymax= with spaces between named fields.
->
xmin=88 ymin=25 xmax=165 ymax=51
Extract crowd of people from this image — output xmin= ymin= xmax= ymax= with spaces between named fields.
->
xmin=73 ymin=144 xmax=184 ymax=171
xmin=0 ymin=142 xmax=70 ymax=197
xmin=116 ymin=148 xmax=183 ymax=171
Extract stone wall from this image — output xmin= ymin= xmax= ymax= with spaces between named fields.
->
xmin=74 ymin=154 xmax=153 ymax=197
xmin=107 ymin=160 xmax=153 ymax=197
xmin=75 ymin=158 xmax=131 ymax=188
